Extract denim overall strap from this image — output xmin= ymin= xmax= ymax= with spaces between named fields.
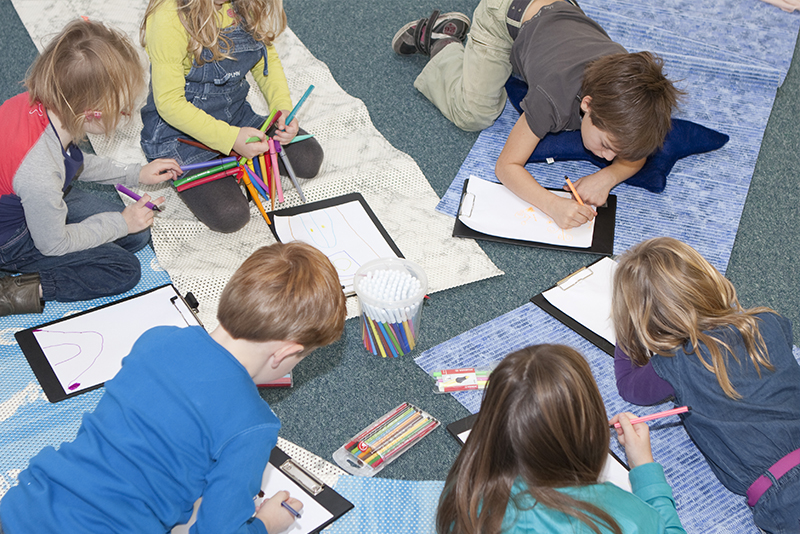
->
xmin=140 ymin=20 xmax=269 ymax=165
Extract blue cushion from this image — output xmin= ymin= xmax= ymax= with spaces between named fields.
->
xmin=505 ymin=76 xmax=729 ymax=193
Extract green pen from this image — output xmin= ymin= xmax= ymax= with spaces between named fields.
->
xmin=246 ymin=109 xmax=280 ymax=143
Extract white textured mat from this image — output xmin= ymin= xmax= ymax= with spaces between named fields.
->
xmin=12 ymin=1 xmax=502 ymax=328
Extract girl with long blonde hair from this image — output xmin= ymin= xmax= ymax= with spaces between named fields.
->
xmin=139 ymin=0 xmax=323 ymax=233
xmin=613 ymin=237 xmax=800 ymax=533
xmin=436 ymin=345 xmax=685 ymax=533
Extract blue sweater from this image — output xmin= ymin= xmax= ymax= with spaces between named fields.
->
xmin=0 ymin=326 xmax=280 ymax=534
xmin=501 ymin=463 xmax=685 ymax=533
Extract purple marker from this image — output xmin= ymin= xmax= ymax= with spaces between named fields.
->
xmin=115 ymin=184 xmax=161 ymax=212
xmin=68 ymin=383 xmax=80 ymax=391
xmin=180 ymin=156 xmax=238 ymax=173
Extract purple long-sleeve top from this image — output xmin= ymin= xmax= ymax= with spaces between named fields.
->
xmin=614 ymin=344 xmax=676 ymax=405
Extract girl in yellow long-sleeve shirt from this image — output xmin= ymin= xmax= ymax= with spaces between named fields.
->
xmin=140 ymin=0 xmax=323 ymax=232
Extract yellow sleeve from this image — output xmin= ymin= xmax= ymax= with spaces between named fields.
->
xmin=251 ymin=45 xmax=294 ymax=115
xmin=145 ymin=0 xmax=239 ymax=155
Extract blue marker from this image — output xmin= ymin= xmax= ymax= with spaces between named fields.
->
xmin=281 ymin=500 xmax=302 ymax=518
xmin=283 ymin=85 xmax=315 ymax=127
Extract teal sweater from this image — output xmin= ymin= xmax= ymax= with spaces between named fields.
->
xmin=501 ymin=463 xmax=686 ymax=533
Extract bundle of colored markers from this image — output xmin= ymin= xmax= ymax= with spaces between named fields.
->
xmin=167 ymin=86 xmax=317 ymax=224
xmin=334 ymin=402 xmax=440 ymax=476
xmin=355 ymin=263 xmax=426 ymax=358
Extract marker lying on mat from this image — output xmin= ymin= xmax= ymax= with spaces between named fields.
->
xmin=612 ymin=406 xmax=690 ymax=428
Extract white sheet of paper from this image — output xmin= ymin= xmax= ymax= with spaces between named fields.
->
xmin=457 ymin=428 xmax=630 ymax=492
xmin=541 ymin=256 xmax=617 ymax=345
xmin=31 ymin=285 xmax=200 ymax=395
xmin=458 ymin=176 xmax=595 ymax=248
xmin=273 ymin=200 xmax=399 ymax=294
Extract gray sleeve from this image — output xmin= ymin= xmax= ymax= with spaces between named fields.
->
xmin=76 ymin=153 xmax=141 ymax=187
xmin=13 ymin=133 xmax=129 ymax=257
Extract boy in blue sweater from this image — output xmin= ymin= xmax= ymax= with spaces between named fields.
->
xmin=0 ymin=241 xmax=347 ymax=534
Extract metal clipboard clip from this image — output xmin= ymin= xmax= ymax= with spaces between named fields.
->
xmin=556 ymin=265 xmax=595 ymax=291
xmin=459 ymin=192 xmax=476 ymax=218
xmin=280 ymin=459 xmax=325 ymax=496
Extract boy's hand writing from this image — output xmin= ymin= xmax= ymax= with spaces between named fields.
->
xmin=121 ymin=194 xmax=163 ymax=234
xmin=610 ymin=412 xmax=655 ymax=469
xmin=234 ymin=127 xmax=269 ymax=160
xmin=140 ymin=158 xmax=181 ymax=184
xmin=256 ymin=490 xmax=303 ymax=533
xmin=565 ymin=172 xmax=615 ymax=207
xmin=273 ymin=110 xmax=298 ymax=145
xmin=548 ymin=194 xmax=596 ymax=229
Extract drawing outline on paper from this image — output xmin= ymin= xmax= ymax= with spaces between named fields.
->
xmin=35 ymin=329 xmax=104 ymax=391
xmin=274 ymin=201 xmax=399 ymax=291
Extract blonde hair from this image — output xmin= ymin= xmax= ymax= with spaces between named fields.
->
xmin=437 ymin=345 xmax=621 ymax=534
xmin=25 ymin=19 xmax=144 ymax=141
xmin=217 ymin=242 xmax=346 ymax=350
xmin=141 ymin=0 xmax=287 ymax=65
xmin=612 ymin=237 xmax=774 ymax=399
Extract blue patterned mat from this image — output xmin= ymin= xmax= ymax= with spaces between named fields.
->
xmin=437 ymin=0 xmax=800 ymax=274
xmin=415 ymin=302 xmax=800 ymax=533
xmin=325 ymin=476 xmax=444 ymax=534
xmin=0 ymin=246 xmax=170 ymax=497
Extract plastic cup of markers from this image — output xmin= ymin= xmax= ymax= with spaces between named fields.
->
xmin=353 ymin=258 xmax=427 ymax=357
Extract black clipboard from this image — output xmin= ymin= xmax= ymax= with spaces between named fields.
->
xmin=266 ymin=193 xmax=404 ymax=296
xmin=446 ymin=413 xmax=629 ymax=471
xmin=446 ymin=413 xmax=478 ymax=445
xmin=453 ymin=179 xmax=616 ymax=255
xmin=530 ymin=257 xmax=615 ymax=356
xmin=15 ymin=284 xmax=202 ymax=403
xmin=262 ymin=448 xmax=353 ymax=533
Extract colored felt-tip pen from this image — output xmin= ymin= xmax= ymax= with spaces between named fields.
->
xmin=115 ymin=184 xmax=161 ymax=212
xmin=612 ymin=406 xmax=690 ymax=428
xmin=564 ymin=175 xmax=585 ymax=206
xmin=281 ymin=500 xmax=301 ymax=518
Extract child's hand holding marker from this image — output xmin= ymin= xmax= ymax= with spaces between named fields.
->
xmin=272 ymin=110 xmax=298 ymax=145
xmin=234 ymin=126 xmax=269 ymax=160
xmin=255 ymin=490 xmax=303 ymax=533
xmin=609 ymin=412 xmax=655 ymax=469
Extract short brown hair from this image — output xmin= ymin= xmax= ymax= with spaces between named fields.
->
xmin=612 ymin=237 xmax=775 ymax=399
xmin=25 ymin=19 xmax=144 ymax=141
xmin=436 ymin=345 xmax=621 ymax=534
xmin=217 ymin=242 xmax=346 ymax=349
xmin=581 ymin=52 xmax=683 ymax=161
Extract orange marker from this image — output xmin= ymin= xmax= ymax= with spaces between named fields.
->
xmin=564 ymin=176 xmax=584 ymax=206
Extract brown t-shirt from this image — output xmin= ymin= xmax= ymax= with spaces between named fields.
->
xmin=509 ymin=2 xmax=626 ymax=139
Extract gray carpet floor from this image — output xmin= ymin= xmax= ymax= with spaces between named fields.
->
xmin=0 ymin=0 xmax=797 ymax=481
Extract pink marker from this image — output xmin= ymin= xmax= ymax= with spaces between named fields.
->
xmin=268 ymin=139 xmax=284 ymax=203
xmin=612 ymin=406 xmax=690 ymax=428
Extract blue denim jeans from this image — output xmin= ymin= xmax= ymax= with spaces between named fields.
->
xmin=0 ymin=187 xmax=149 ymax=302
xmin=752 ymin=463 xmax=800 ymax=534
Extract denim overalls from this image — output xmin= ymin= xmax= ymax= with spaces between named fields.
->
xmin=140 ymin=20 xmax=269 ymax=166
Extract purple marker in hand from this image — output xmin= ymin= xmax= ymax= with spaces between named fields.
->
xmin=115 ymin=184 xmax=161 ymax=212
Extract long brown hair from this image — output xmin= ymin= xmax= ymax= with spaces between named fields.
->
xmin=141 ymin=0 xmax=287 ymax=65
xmin=26 ymin=19 xmax=144 ymax=141
xmin=436 ymin=345 xmax=622 ymax=534
xmin=612 ymin=237 xmax=775 ymax=399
